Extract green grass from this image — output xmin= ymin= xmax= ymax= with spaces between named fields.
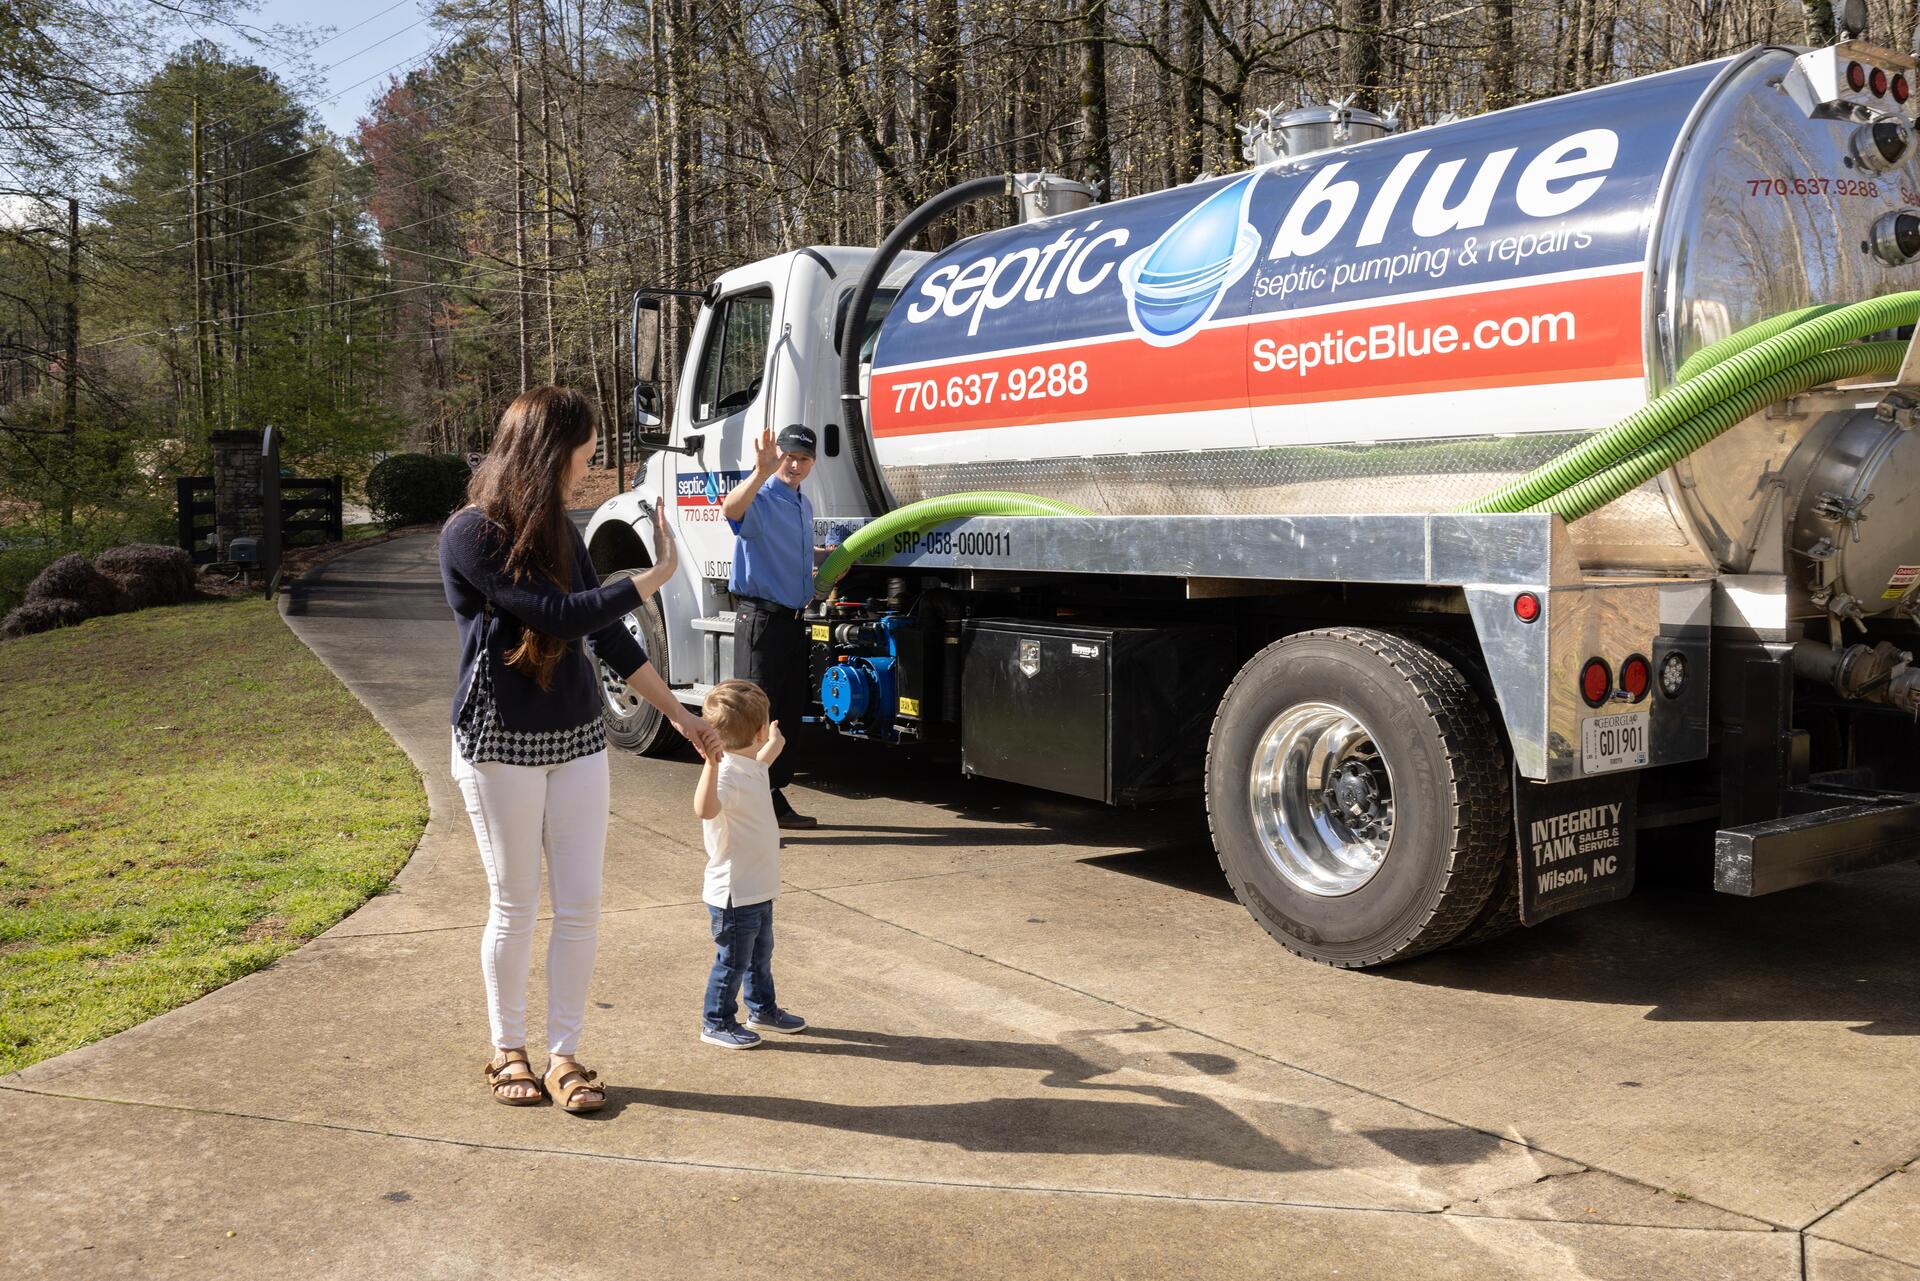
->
xmin=0 ymin=596 xmax=428 ymax=1073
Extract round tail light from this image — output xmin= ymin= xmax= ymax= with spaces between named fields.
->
xmin=1658 ymin=651 xmax=1689 ymax=700
xmin=1871 ymin=67 xmax=1890 ymax=97
xmin=1849 ymin=61 xmax=1869 ymax=91
xmin=1580 ymin=658 xmax=1613 ymax=708
xmin=1620 ymin=653 xmax=1651 ymax=703
xmin=1896 ymin=74 xmax=1911 ymax=104
xmin=1513 ymin=592 xmax=1541 ymax=623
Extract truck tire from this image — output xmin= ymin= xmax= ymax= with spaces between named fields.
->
xmin=1205 ymin=627 xmax=1512 ymax=968
xmin=597 ymin=573 xmax=676 ymax=756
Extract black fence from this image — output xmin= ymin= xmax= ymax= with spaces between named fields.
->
xmin=176 ymin=476 xmax=217 ymax=565
xmin=175 ymin=472 xmax=344 ymax=567
xmin=280 ymin=476 xmax=344 ymax=546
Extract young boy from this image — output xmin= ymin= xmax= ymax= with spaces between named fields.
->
xmin=693 ymin=679 xmax=807 ymax=1048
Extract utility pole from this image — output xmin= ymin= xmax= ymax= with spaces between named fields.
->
xmin=191 ymin=97 xmax=213 ymax=430
xmin=60 ymin=196 xmax=78 ymax=531
xmin=508 ymin=0 xmax=532 ymax=392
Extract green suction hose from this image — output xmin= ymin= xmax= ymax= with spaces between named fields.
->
xmin=1530 ymin=341 xmax=1904 ymax=521
xmin=815 ymin=491 xmax=1092 ymax=595
xmin=1671 ymin=303 xmax=1842 ymax=383
xmin=1463 ymin=290 xmax=1920 ymax=515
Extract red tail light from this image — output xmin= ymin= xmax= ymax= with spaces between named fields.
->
xmin=1513 ymin=592 xmax=1540 ymax=623
xmin=1896 ymin=74 xmax=1911 ymax=104
xmin=1871 ymin=67 xmax=1890 ymax=97
xmin=1580 ymin=658 xmax=1612 ymax=708
xmin=1849 ymin=61 xmax=1869 ymax=91
xmin=1620 ymin=654 xmax=1651 ymax=703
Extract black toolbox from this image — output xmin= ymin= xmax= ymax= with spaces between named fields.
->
xmin=960 ymin=619 xmax=1236 ymax=804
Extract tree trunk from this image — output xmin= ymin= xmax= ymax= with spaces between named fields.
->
xmin=510 ymin=0 xmax=532 ymax=393
xmin=1340 ymin=0 xmax=1384 ymax=111
xmin=1079 ymin=0 xmax=1113 ymax=191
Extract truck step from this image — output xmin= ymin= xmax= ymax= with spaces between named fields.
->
xmin=1714 ymin=786 xmax=1920 ymax=895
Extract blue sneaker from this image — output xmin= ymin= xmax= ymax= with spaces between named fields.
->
xmin=746 ymin=1008 xmax=807 ymax=1034
xmin=700 ymin=1023 xmax=761 ymax=1049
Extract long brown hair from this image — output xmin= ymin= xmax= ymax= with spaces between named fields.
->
xmin=466 ymin=385 xmax=596 ymax=690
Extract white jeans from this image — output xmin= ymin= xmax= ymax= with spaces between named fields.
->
xmin=451 ymin=732 xmax=610 ymax=1056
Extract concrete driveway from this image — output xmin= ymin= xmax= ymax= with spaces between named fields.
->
xmin=4 ymin=531 xmax=1919 ymax=1279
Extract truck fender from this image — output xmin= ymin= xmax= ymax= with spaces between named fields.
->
xmin=585 ymin=493 xmax=705 ymax=689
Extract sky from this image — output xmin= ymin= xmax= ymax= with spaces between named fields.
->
xmin=238 ymin=0 xmax=444 ymax=140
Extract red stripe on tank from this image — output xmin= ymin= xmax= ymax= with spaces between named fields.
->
xmin=869 ymin=271 xmax=1644 ymax=437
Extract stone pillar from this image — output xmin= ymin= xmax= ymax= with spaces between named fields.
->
xmin=209 ymin=429 xmax=264 ymax=552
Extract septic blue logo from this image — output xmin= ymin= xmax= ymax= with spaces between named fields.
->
xmin=1119 ymin=173 xmax=1264 ymax=347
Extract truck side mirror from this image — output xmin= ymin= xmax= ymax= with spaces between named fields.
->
xmin=630 ymin=295 xmax=666 ymax=440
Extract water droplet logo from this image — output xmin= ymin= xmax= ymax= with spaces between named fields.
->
xmin=1120 ymin=173 xmax=1263 ymax=347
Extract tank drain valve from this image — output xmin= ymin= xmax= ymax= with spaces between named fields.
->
xmin=1793 ymin=639 xmax=1920 ymax=715
xmin=1867 ymin=208 xmax=1920 ymax=265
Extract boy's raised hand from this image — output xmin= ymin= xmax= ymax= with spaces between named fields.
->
xmin=753 ymin=426 xmax=778 ymax=475
xmin=757 ymin=718 xmax=786 ymax=764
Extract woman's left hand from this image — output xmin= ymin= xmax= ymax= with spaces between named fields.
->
xmin=673 ymin=711 xmax=723 ymax=762
xmin=651 ymin=505 xmax=678 ymax=573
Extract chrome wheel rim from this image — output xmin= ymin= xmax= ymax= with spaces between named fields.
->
xmin=1249 ymin=701 xmax=1395 ymax=897
xmin=599 ymin=608 xmax=651 ymax=722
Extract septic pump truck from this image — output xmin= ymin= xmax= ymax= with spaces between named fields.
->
xmin=587 ymin=36 xmax=1920 ymax=969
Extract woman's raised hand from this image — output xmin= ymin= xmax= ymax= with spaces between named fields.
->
xmin=650 ymin=504 xmax=678 ymax=573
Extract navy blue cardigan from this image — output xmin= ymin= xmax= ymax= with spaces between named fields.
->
xmin=439 ymin=507 xmax=649 ymax=733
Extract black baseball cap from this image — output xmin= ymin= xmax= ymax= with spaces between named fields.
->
xmin=776 ymin=424 xmax=817 ymax=458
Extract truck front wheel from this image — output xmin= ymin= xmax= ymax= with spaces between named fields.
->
xmin=1205 ymin=627 xmax=1511 ymax=968
xmin=598 ymin=573 xmax=677 ymax=756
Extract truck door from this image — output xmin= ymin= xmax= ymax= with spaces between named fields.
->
xmin=672 ymin=285 xmax=776 ymax=583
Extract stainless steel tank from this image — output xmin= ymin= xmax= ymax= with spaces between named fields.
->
xmin=865 ymin=43 xmax=1920 ymax=596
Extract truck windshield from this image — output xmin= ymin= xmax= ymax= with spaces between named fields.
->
xmin=692 ymin=288 xmax=774 ymax=423
xmin=835 ymin=288 xmax=899 ymax=362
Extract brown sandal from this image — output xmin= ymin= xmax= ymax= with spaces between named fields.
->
xmin=485 ymin=1048 xmax=544 ymax=1106
xmin=544 ymin=1057 xmax=606 ymax=1114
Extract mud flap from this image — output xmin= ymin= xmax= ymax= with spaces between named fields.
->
xmin=1513 ymin=767 xmax=1639 ymax=925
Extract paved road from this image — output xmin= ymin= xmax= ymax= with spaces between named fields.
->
xmin=6 ymin=532 xmax=1920 ymax=1278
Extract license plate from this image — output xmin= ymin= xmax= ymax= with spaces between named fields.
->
xmin=1582 ymin=711 xmax=1649 ymax=774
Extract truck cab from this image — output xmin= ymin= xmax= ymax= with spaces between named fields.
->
xmin=586 ymin=246 xmax=920 ymax=719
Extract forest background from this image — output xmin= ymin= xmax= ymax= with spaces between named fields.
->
xmin=0 ymin=0 xmax=1908 ymax=606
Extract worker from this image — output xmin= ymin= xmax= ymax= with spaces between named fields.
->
xmin=722 ymin=422 xmax=822 ymax=829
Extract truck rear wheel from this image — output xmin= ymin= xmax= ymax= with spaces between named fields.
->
xmin=1205 ymin=627 xmax=1511 ymax=968
xmin=598 ymin=573 xmax=676 ymax=756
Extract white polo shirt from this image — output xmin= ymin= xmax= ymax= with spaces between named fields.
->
xmin=702 ymin=752 xmax=781 ymax=909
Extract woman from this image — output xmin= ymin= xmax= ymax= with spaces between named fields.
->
xmin=440 ymin=385 xmax=720 ymax=1113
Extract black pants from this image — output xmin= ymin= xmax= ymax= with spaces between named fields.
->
xmin=739 ymin=604 xmax=805 ymax=793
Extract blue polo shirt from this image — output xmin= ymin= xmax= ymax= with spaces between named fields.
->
xmin=728 ymin=476 xmax=814 ymax=609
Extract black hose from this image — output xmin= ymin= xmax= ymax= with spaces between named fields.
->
xmin=837 ymin=174 xmax=1012 ymax=514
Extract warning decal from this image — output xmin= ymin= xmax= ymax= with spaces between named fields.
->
xmin=1882 ymin=565 xmax=1920 ymax=601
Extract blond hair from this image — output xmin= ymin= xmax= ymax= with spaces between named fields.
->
xmin=702 ymin=679 xmax=770 ymax=750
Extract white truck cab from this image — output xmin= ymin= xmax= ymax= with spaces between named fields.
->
xmin=586 ymin=247 xmax=922 ymax=712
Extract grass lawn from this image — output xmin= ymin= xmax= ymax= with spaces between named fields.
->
xmin=0 ymin=595 xmax=428 ymax=1073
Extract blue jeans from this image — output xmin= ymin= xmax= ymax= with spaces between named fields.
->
xmin=705 ymin=900 xmax=777 ymax=1029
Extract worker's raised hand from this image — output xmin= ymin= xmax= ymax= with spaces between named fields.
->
xmin=753 ymin=426 xmax=778 ymax=474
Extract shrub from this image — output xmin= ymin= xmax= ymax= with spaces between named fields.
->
xmin=24 ymin=554 xmax=130 ymax=618
xmin=94 ymin=544 xmax=196 ymax=610
xmin=1 ymin=597 xmax=93 ymax=638
xmin=365 ymin=453 xmax=469 ymax=527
